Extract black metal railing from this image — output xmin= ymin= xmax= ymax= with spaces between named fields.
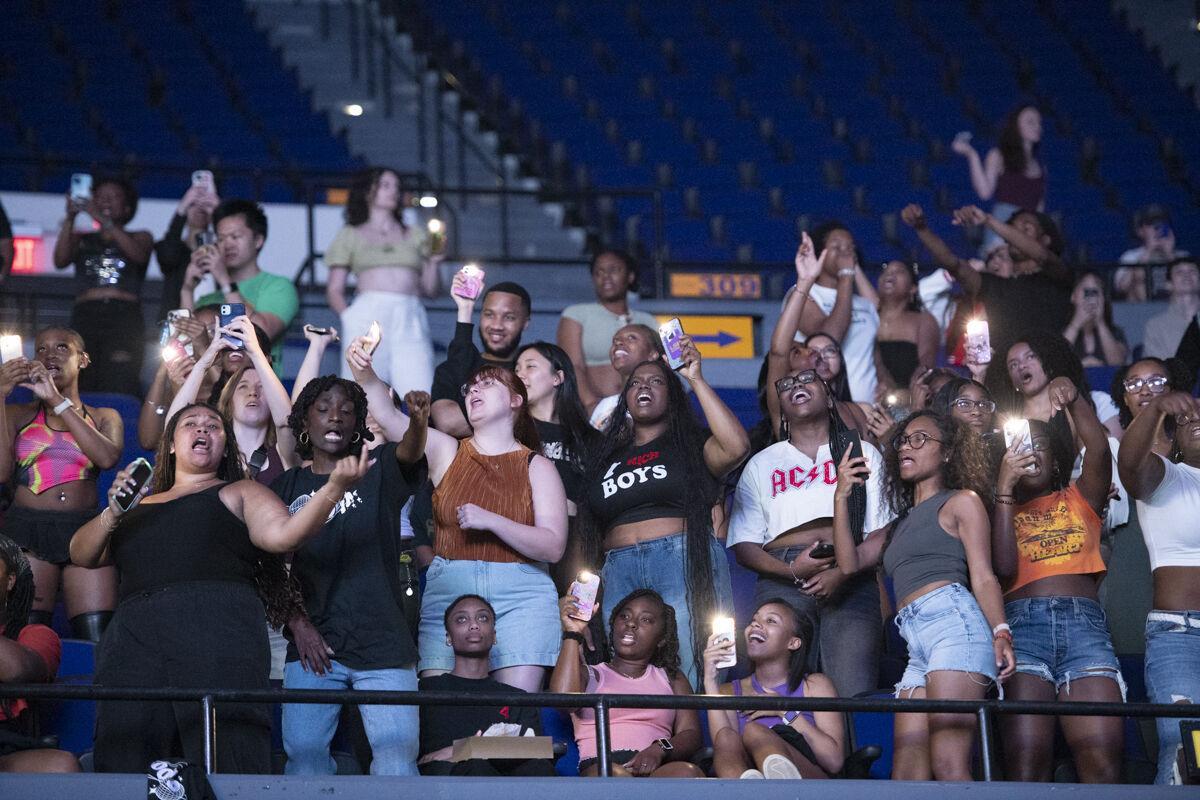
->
xmin=2 ymin=683 xmax=1196 ymax=780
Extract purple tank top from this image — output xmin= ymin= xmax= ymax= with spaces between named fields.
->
xmin=994 ymin=170 xmax=1045 ymax=211
xmin=733 ymin=674 xmax=815 ymax=731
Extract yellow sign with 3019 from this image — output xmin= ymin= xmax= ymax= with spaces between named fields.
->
xmin=670 ymin=272 xmax=763 ymax=300
xmin=654 ymin=315 xmax=755 ymax=360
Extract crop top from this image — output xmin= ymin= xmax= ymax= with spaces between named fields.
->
xmin=13 ymin=406 xmax=100 ymax=493
xmin=1134 ymin=456 xmax=1200 ymax=571
xmin=74 ymin=233 xmax=147 ymax=293
xmin=584 ymin=433 xmax=690 ymax=529
xmin=1007 ymin=484 xmax=1105 ymax=596
xmin=324 ymin=224 xmax=427 ymax=274
xmin=560 ymin=303 xmax=659 ymax=366
xmin=572 ymin=662 xmax=675 ymax=760
xmin=432 ymin=439 xmax=537 ymax=563
xmin=727 ymin=439 xmax=890 ymax=548
xmin=110 ymin=484 xmax=263 ymax=600
xmin=882 ymin=490 xmax=970 ymax=603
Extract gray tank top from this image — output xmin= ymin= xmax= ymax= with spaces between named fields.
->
xmin=882 ymin=489 xmax=970 ymax=602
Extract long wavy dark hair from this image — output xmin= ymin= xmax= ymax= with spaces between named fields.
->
xmin=881 ymin=260 xmax=925 ymax=313
xmin=985 ymin=329 xmax=1087 ymax=455
xmin=804 ymin=333 xmax=852 ymax=404
xmin=998 ymin=105 xmax=1041 ymax=175
xmin=344 ymin=167 xmax=407 ymax=228
xmin=580 ymin=360 xmax=718 ymax=679
xmin=287 ymin=376 xmax=373 ymax=461
xmin=753 ymin=598 xmax=814 ymax=693
xmin=608 ymin=589 xmax=682 ymax=680
xmin=881 ymin=411 xmax=993 ymax=553
xmin=517 ymin=342 xmax=598 ymax=474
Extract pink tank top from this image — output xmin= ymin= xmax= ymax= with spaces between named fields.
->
xmin=13 ymin=406 xmax=100 ymax=494
xmin=572 ymin=662 xmax=675 ymax=760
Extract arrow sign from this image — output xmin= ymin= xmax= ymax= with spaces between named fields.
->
xmin=691 ymin=331 xmax=741 ymax=347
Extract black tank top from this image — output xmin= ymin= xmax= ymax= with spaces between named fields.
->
xmin=74 ymin=233 xmax=147 ymax=294
xmin=585 ymin=433 xmax=690 ymax=529
xmin=110 ymin=483 xmax=263 ymax=600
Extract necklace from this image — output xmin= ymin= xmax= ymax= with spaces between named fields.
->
xmin=610 ymin=662 xmax=646 ymax=680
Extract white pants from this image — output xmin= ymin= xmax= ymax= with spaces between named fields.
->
xmin=340 ymin=290 xmax=434 ymax=396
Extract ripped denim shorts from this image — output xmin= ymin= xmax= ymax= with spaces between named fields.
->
xmin=895 ymin=582 xmax=998 ymax=697
xmin=1005 ymin=596 xmax=1126 ymax=698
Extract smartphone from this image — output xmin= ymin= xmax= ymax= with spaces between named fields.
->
xmin=453 ymin=263 xmax=484 ymax=300
xmin=194 ymin=229 xmax=216 ymax=248
xmin=114 ymin=457 xmax=153 ymax=513
xmin=964 ymin=318 xmax=991 ymax=365
xmin=362 ymin=320 xmax=383 ymax=355
xmin=166 ymin=309 xmax=190 ymax=340
xmin=426 ymin=218 xmax=446 ymax=255
xmin=218 ymin=303 xmax=246 ymax=349
xmin=659 ymin=317 xmax=686 ymax=370
xmin=192 ymin=170 xmax=215 ymax=192
xmin=70 ymin=173 xmax=92 ymax=200
xmin=1003 ymin=418 xmax=1032 ymax=454
xmin=0 ymin=335 xmax=22 ymax=363
xmin=836 ymin=428 xmax=864 ymax=462
xmin=883 ymin=393 xmax=909 ymax=422
xmin=710 ymin=617 xmax=737 ymax=669
xmin=809 ymin=541 xmax=835 ymax=560
xmin=568 ymin=571 xmax=601 ymax=621
xmin=161 ymin=340 xmax=186 ymax=363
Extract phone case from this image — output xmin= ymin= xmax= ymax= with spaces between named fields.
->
xmin=568 ymin=572 xmax=600 ymax=621
xmin=219 ymin=304 xmax=246 ymax=348
xmin=115 ymin=458 xmax=153 ymax=512
xmin=1003 ymin=418 xmax=1032 ymax=454
xmin=70 ymin=173 xmax=92 ymax=200
xmin=453 ymin=264 xmax=484 ymax=300
xmin=363 ymin=321 xmax=383 ymax=355
xmin=711 ymin=618 xmax=737 ymax=669
xmin=659 ymin=319 xmax=686 ymax=370
xmin=0 ymin=335 xmax=23 ymax=363
xmin=964 ymin=319 xmax=991 ymax=365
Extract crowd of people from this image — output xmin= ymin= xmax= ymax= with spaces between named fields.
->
xmin=0 ymin=156 xmax=1196 ymax=787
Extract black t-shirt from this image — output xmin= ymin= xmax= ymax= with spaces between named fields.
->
xmin=431 ymin=322 xmax=517 ymax=411
xmin=584 ymin=433 xmax=691 ymax=529
xmin=271 ymin=442 xmax=426 ymax=670
xmin=978 ymin=271 xmax=1072 ymax=346
xmin=534 ymin=418 xmax=585 ymax=502
xmin=417 ymin=673 xmax=543 ymax=756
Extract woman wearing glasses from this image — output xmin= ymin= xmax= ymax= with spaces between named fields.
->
xmin=931 ymin=378 xmax=996 ymax=438
xmin=989 ymin=379 xmax=1123 ymax=782
xmin=832 ymin=411 xmax=1014 ymax=780
xmin=729 ymin=366 xmax=892 ymax=698
xmin=1111 ymin=359 xmax=1183 ymax=456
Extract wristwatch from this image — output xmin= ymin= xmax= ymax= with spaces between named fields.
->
xmin=653 ymin=738 xmax=673 ymax=752
xmin=52 ymin=397 xmax=75 ymax=416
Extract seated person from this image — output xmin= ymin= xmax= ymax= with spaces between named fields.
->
xmin=551 ymin=589 xmax=703 ymax=778
xmin=417 ymin=594 xmax=555 ymax=777
xmin=587 ymin=324 xmax=664 ymax=430
xmin=0 ymin=536 xmax=79 ymax=774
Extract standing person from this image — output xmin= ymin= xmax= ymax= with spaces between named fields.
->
xmin=873 ymin=260 xmax=940 ymax=398
xmin=1117 ymin=389 xmax=1200 ymax=785
xmin=179 ymin=199 xmax=299 ymax=371
xmin=989 ymin=333 xmax=1089 ymax=454
xmin=1062 ymin=272 xmax=1128 ymax=368
xmin=272 ymin=377 xmax=428 ymax=776
xmin=831 ymin=412 xmax=1015 ymax=781
xmin=587 ymin=324 xmax=665 ymax=431
xmin=153 ymin=179 xmax=220 ymax=320
xmin=0 ymin=536 xmax=80 ymax=774
xmin=417 ymin=594 xmax=554 ymax=777
xmin=326 ymin=167 xmax=442 ymax=396
xmin=558 ymin=249 xmax=658 ymax=411
xmin=1114 ymin=204 xmax=1189 ymax=302
xmin=552 ymin=589 xmax=704 ymax=778
xmin=347 ymin=339 xmax=567 ymax=692
xmin=951 ymin=105 xmax=1046 ymax=252
xmin=930 ymin=378 xmax=996 ymax=438
xmin=430 ymin=274 xmax=531 ymax=437
xmin=580 ymin=347 xmax=749 ymax=686
xmin=51 ymin=176 xmax=154 ymax=396
xmin=701 ymin=599 xmax=845 ymax=779
xmin=990 ymin=381 xmax=1123 ymax=782
xmin=1141 ymin=258 xmax=1200 ymax=360
xmin=70 ymin=403 xmax=369 ymax=774
xmin=0 ymin=328 xmax=123 ymax=641
xmin=728 ymin=367 xmax=891 ymax=697
xmin=792 ymin=221 xmax=879 ymax=403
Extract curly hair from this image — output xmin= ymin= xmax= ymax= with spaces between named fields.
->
xmin=1109 ymin=357 xmax=1191 ymax=429
xmin=0 ymin=535 xmax=33 ymax=717
xmin=287 ymin=375 xmax=373 ymax=460
xmin=580 ymin=360 xmax=718 ymax=680
xmin=607 ymin=589 xmax=681 ymax=680
xmin=344 ymin=167 xmax=407 ymax=228
xmin=153 ymin=404 xmax=302 ymax=628
xmin=93 ymin=176 xmax=139 ymax=226
xmin=986 ymin=331 xmax=1087 ymax=461
xmin=881 ymin=412 xmax=993 ymax=541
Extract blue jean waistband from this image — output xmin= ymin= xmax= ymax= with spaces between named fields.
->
xmin=896 ymin=582 xmax=971 ymax=623
xmin=605 ymin=531 xmax=688 ymax=556
xmin=1005 ymin=596 xmax=1104 ymax=615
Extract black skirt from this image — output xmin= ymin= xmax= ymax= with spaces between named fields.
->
xmin=1 ymin=505 xmax=95 ymax=565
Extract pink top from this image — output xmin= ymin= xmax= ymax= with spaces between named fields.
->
xmin=572 ymin=662 xmax=675 ymax=760
xmin=13 ymin=406 xmax=99 ymax=494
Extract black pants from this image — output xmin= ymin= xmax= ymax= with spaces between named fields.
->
xmin=71 ymin=298 xmax=145 ymax=397
xmin=94 ymin=581 xmax=271 ymax=774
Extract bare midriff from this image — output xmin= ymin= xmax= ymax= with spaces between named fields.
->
xmin=78 ymin=286 xmax=139 ymax=304
xmin=14 ymin=480 xmax=97 ymax=513
xmin=1153 ymin=566 xmax=1200 ymax=611
xmin=604 ymin=516 xmax=688 ymax=550
xmin=765 ymin=518 xmax=833 ymax=554
xmin=354 ymin=265 xmax=422 ymax=295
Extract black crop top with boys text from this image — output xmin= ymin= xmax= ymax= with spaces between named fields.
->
xmin=585 ymin=434 xmax=691 ymax=529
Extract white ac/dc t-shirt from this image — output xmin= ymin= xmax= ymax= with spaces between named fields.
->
xmin=727 ymin=439 xmax=892 ymax=548
xmin=790 ymin=282 xmax=880 ymax=403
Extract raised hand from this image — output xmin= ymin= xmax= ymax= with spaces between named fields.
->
xmin=558 ymin=595 xmax=589 ymax=634
xmin=834 ymin=448 xmax=870 ymax=502
xmin=794 ymin=231 xmax=827 ymax=284
xmin=106 ymin=463 xmax=151 ymax=518
xmin=1046 ymin=377 xmax=1078 ymax=413
xmin=404 ymin=390 xmax=431 ymax=429
xmin=302 ymin=324 xmax=339 ymax=346
xmin=996 ymin=438 xmax=1039 ymax=492
xmin=676 ymin=334 xmax=703 ymax=382
xmin=0 ymin=358 xmax=31 ymax=397
xmin=327 ymin=445 xmax=370 ymax=493
xmin=21 ymin=361 xmax=63 ymax=405
xmin=952 ymin=205 xmax=988 ymax=227
xmin=900 ymin=203 xmax=927 ymax=230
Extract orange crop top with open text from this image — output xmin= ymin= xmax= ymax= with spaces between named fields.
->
xmin=1007 ymin=484 xmax=1105 ymax=596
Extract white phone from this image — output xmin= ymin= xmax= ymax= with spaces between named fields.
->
xmin=70 ymin=173 xmax=92 ymax=200
xmin=710 ymin=617 xmax=736 ymax=669
xmin=0 ymin=335 xmax=22 ymax=363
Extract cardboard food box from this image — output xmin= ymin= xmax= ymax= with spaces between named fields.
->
xmin=450 ymin=735 xmax=553 ymax=762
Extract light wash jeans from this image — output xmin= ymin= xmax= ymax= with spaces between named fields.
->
xmin=283 ymin=659 xmax=419 ymax=775
xmin=1144 ymin=611 xmax=1200 ymax=785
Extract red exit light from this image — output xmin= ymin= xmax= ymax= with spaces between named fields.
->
xmin=12 ymin=236 xmax=42 ymax=274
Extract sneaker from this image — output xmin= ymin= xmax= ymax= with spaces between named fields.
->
xmin=762 ymin=754 xmax=803 ymax=780
xmin=739 ymin=769 xmax=765 ymax=779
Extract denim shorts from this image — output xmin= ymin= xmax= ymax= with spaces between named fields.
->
xmin=418 ymin=557 xmax=561 ymax=672
xmin=1144 ymin=610 xmax=1200 ymax=785
xmin=1005 ymin=596 xmax=1126 ymax=697
xmin=895 ymin=582 xmax=998 ymax=696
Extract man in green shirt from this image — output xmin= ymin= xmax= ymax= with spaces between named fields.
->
xmin=180 ymin=199 xmax=299 ymax=370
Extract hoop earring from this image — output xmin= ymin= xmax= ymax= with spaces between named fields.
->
xmin=299 ymin=431 xmax=310 ymax=446
xmin=351 ymin=432 xmax=361 ymax=444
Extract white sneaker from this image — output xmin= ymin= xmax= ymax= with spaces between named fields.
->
xmin=739 ymin=769 xmax=765 ymax=779
xmin=762 ymin=754 xmax=803 ymax=780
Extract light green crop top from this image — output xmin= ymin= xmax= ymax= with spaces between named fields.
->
xmin=324 ymin=224 xmax=428 ymax=273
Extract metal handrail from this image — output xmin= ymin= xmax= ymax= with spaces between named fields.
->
xmin=4 ymin=682 xmax=1196 ymax=779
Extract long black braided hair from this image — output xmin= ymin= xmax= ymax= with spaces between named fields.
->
xmin=0 ymin=535 xmax=33 ymax=717
xmin=579 ymin=360 xmax=719 ymax=679
xmin=607 ymin=589 xmax=683 ymax=680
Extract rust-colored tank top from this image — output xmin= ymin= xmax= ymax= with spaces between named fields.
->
xmin=1007 ymin=484 xmax=1106 ymax=596
xmin=433 ymin=438 xmax=536 ymax=563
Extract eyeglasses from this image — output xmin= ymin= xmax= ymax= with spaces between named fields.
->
xmin=1123 ymin=375 xmax=1169 ymax=394
xmin=951 ymin=397 xmax=996 ymax=413
xmin=775 ymin=370 xmax=819 ymax=394
xmin=812 ymin=344 xmax=840 ymax=359
xmin=1027 ymin=438 xmax=1051 ymax=452
xmin=1176 ymin=414 xmax=1197 ymax=427
xmin=892 ymin=431 xmax=944 ymax=451
xmin=460 ymin=376 xmax=499 ymax=397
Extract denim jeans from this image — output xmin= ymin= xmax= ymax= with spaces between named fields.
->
xmin=895 ymin=582 xmax=997 ymax=696
xmin=283 ymin=660 xmax=419 ymax=775
xmin=753 ymin=546 xmax=882 ymax=698
xmin=601 ymin=533 xmax=733 ymax=689
xmin=1144 ymin=611 xmax=1200 ymax=785
xmin=1006 ymin=596 xmax=1125 ymax=696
